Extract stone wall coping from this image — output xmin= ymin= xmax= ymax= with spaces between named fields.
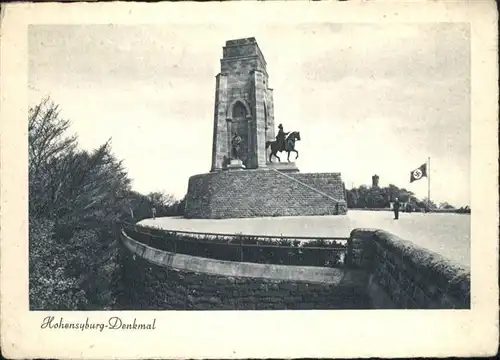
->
xmin=135 ymin=223 xmax=350 ymax=242
xmin=195 ymin=169 xmax=343 ymax=179
xmin=350 ymin=228 xmax=470 ymax=298
xmin=122 ymin=230 xmax=349 ymax=285
xmin=225 ymin=37 xmax=257 ymax=46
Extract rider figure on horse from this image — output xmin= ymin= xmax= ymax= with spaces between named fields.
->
xmin=276 ymin=124 xmax=289 ymax=152
xmin=266 ymin=125 xmax=300 ymax=163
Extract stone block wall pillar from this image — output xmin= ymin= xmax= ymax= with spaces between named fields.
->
xmin=267 ymin=88 xmax=275 ymax=137
xmin=265 ymin=88 xmax=275 ymax=163
xmin=348 ymin=229 xmax=378 ymax=270
xmin=226 ymin=118 xmax=233 ymax=159
xmin=246 ymin=115 xmax=256 ymax=168
xmin=211 ymin=74 xmax=228 ymax=171
xmin=349 ymin=229 xmax=471 ymax=309
xmin=251 ymin=70 xmax=268 ymax=168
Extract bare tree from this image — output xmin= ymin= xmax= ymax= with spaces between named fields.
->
xmin=148 ymin=191 xmax=176 ymax=208
xmin=29 ymin=97 xmax=133 ymax=310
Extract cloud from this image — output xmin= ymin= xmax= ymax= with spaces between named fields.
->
xmin=298 ymin=23 xmax=469 ymax=82
xmin=28 ymin=23 xmax=471 ymax=205
xmin=29 ymin=25 xmax=218 ymax=90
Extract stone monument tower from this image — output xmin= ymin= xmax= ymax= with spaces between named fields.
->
xmin=184 ymin=37 xmax=347 ymax=219
xmin=211 ymin=38 xmax=275 ymax=171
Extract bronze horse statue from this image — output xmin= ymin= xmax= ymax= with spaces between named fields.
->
xmin=266 ymin=131 xmax=301 ymax=163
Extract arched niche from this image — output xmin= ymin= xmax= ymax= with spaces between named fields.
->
xmin=226 ymin=99 xmax=252 ymax=165
xmin=226 ymin=98 xmax=252 ymax=120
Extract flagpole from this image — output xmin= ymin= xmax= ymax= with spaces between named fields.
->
xmin=427 ymin=156 xmax=431 ymax=212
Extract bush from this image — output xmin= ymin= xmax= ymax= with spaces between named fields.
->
xmin=28 ymin=97 xmax=137 ymax=309
xmin=29 ymin=218 xmax=89 ymax=310
xmin=124 ymin=224 xmax=347 ymax=267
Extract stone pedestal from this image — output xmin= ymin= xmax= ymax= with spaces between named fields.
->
xmin=227 ymin=159 xmax=246 ymax=170
xmin=266 ymin=162 xmax=299 ymax=173
xmin=185 ymin=169 xmax=347 ymax=219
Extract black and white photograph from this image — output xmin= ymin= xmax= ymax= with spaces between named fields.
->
xmin=1 ymin=1 xmax=498 ymax=359
xmin=28 ymin=22 xmax=473 ymax=311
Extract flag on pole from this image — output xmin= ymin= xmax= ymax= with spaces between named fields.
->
xmin=410 ymin=163 xmax=427 ymax=183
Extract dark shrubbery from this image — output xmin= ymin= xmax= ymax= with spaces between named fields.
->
xmin=29 ymin=98 xmax=132 ymax=310
xmin=125 ymin=191 xmax=185 ymax=222
xmin=454 ymin=206 xmax=471 ymax=214
xmin=29 ymin=218 xmax=89 ymax=310
xmin=123 ymin=224 xmax=347 ymax=267
xmin=28 ymin=97 xmax=182 ymax=310
xmin=346 ymin=184 xmax=464 ymax=211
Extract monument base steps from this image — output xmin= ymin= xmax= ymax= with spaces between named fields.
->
xmin=227 ymin=159 xmax=246 ymax=170
xmin=185 ymin=168 xmax=347 ymax=219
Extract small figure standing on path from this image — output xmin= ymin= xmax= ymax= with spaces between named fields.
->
xmin=393 ymin=197 xmax=400 ymax=220
xmin=152 ymin=206 xmax=156 ymax=220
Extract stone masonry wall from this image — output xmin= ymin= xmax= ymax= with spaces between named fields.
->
xmin=292 ymin=173 xmax=346 ymax=201
xmin=119 ymin=225 xmax=468 ymax=310
xmin=184 ymin=169 xmax=347 ymax=219
xmin=119 ymin=245 xmax=370 ymax=310
xmin=349 ymin=229 xmax=470 ymax=309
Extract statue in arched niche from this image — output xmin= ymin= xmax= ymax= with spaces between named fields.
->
xmin=231 ymin=132 xmax=242 ymax=160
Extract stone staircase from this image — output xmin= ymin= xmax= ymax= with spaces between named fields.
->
xmin=271 ymin=168 xmax=345 ymax=205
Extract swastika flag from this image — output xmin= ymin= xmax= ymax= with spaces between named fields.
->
xmin=410 ymin=163 xmax=427 ymax=183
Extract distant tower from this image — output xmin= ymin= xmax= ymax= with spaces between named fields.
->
xmin=211 ymin=38 xmax=275 ymax=171
xmin=372 ymin=174 xmax=379 ymax=188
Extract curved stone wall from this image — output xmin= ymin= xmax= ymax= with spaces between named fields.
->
xmin=119 ymin=231 xmax=371 ymax=310
xmin=121 ymin=230 xmax=349 ymax=284
xmin=119 ymin=227 xmax=470 ymax=310
xmin=184 ymin=169 xmax=347 ymax=219
xmin=349 ymin=229 xmax=470 ymax=309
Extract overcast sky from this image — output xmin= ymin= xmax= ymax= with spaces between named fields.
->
xmin=29 ymin=23 xmax=470 ymax=206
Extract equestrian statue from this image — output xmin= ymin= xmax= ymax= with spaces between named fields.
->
xmin=265 ymin=124 xmax=301 ymax=163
